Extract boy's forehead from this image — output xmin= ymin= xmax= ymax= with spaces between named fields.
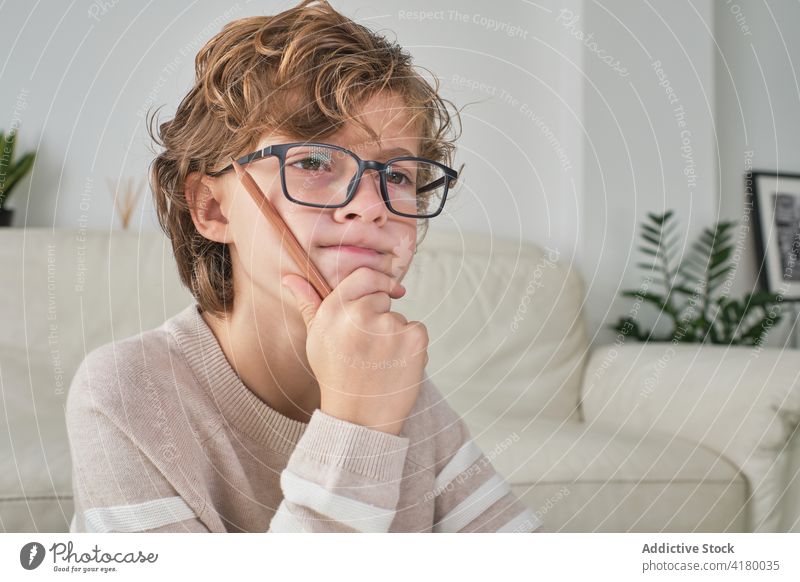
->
xmin=332 ymin=123 xmax=420 ymax=157
xmin=257 ymin=124 xmax=420 ymax=157
xmin=257 ymin=91 xmax=421 ymax=155
xmin=348 ymin=90 xmax=418 ymax=135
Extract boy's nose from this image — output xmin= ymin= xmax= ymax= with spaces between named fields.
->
xmin=333 ymin=169 xmax=388 ymax=225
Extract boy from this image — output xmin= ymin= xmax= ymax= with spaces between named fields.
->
xmin=66 ymin=0 xmax=543 ymax=533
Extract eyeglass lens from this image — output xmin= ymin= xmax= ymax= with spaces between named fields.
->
xmin=282 ymin=144 xmax=447 ymax=217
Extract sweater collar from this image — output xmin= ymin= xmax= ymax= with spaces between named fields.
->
xmin=167 ymin=303 xmax=308 ymax=456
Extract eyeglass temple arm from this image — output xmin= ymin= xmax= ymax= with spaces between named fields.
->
xmin=209 ymin=147 xmax=273 ymax=177
xmin=417 ymin=175 xmax=455 ymax=195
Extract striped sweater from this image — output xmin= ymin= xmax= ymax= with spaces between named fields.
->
xmin=65 ymin=302 xmax=543 ymax=533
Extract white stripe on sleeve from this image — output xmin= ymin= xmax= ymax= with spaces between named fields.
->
xmin=434 ymin=439 xmax=484 ymax=494
xmin=280 ymin=469 xmax=396 ymax=533
xmin=84 ymin=495 xmax=197 ymax=533
xmin=434 ymin=473 xmax=511 ymax=532
xmin=267 ymin=501 xmax=307 ymax=532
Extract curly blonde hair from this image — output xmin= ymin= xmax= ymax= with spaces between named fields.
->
xmin=147 ymin=0 xmax=461 ymax=318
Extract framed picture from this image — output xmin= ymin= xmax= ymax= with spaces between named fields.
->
xmin=748 ymin=171 xmax=800 ymax=300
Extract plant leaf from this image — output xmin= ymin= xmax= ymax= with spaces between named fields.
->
xmin=637 ymin=246 xmax=659 ymax=257
xmin=1 ymin=151 xmax=35 ymax=204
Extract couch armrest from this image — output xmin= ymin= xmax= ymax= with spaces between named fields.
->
xmin=580 ymin=343 xmax=800 ymax=531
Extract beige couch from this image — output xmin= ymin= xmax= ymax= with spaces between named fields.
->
xmin=2 ymin=227 xmax=798 ymax=532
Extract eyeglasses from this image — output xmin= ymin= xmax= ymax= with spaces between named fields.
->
xmin=208 ymin=142 xmax=457 ymax=218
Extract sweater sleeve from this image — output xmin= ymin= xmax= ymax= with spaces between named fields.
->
xmin=267 ymin=409 xmax=409 ymax=533
xmin=426 ymin=382 xmax=545 ymax=533
xmin=65 ymin=346 xmax=214 ymax=533
xmin=66 ymin=403 xmax=210 ymax=533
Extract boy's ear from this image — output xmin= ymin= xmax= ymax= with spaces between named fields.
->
xmin=184 ymin=171 xmax=231 ymax=243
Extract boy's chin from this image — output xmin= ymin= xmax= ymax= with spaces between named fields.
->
xmin=319 ymin=258 xmax=395 ymax=289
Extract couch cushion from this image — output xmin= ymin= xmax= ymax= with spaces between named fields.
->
xmin=581 ymin=343 xmax=800 ymax=532
xmin=399 ymin=229 xmax=589 ymax=425
xmin=583 ymin=343 xmax=800 ymax=532
xmin=472 ymin=417 xmax=747 ymax=532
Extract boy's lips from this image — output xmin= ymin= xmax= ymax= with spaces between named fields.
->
xmin=318 ymin=244 xmax=384 ymax=256
xmin=317 ymin=240 xmax=388 ymax=255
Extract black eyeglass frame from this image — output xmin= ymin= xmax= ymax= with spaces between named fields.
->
xmin=207 ymin=142 xmax=458 ymax=218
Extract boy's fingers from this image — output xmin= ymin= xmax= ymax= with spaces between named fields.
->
xmin=333 ymin=267 xmax=405 ymax=303
xmin=281 ymin=274 xmax=322 ymax=329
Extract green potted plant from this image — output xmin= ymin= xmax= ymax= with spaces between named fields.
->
xmin=610 ymin=210 xmax=784 ymax=345
xmin=0 ymin=129 xmax=36 ymax=227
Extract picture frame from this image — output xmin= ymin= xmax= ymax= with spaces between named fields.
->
xmin=748 ymin=170 xmax=800 ymax=301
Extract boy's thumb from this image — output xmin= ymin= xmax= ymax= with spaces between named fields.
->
xmin=281 ymin=274 xmax=322 ymax=329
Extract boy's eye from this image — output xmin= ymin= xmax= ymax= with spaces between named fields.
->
xmin=291 ymin=154 xmax=332 ymax=172
xmin=386 ymin=170 xmax=412 ymax=185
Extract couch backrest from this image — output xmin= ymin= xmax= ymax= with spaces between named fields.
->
xmin=0 ymin=228 xmax=194 ymax=387
xmin=399 ymin=229 xmax=589 ymax=426
xmin=0 ymin=227 xmax=588 ymax=431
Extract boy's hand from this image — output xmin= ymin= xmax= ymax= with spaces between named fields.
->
xmin=282 ymin=267 xmax=428 ymax=436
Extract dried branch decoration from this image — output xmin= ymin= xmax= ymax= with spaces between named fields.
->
xmin=106 ymin=175 xmax=145 ymax=229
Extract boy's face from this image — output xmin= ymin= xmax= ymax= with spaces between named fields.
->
xmin=200 ymin=90 xmax=421 ymax=298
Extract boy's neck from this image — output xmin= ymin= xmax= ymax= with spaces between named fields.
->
xmin=200 ymin=297 xmax=321 ymax=424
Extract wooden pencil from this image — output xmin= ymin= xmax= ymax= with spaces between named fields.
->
xmin=230 ymin=157 xmax=333 ymax=299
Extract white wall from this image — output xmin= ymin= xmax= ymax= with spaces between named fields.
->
xmin=1 ymin=0 xmax=581 ymax=250
xmin=579 ymin=0 xmax=719 ymax=346
xmin=578 ymin=0 xmax=800 ymax=348
xmin=1 ymin=1 xmax=248 ymax=230
xmin=399 ymin=0 xmax=585 ymax=255
xmin=2 ymin=0 xmax=797 ymax=346
xmin=715 ymin=0 xmax=800 ymax=347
